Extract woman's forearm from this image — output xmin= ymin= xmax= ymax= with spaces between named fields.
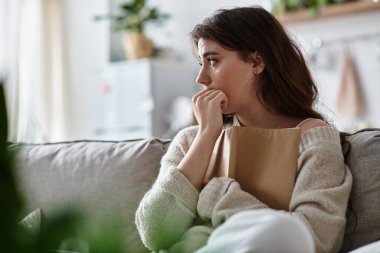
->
xmin=178 ymin=130 xmax=217 ymax=191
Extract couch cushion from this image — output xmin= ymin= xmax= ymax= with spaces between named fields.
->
xmin=11 ymin=129 xmax=380 ymax=252
xmin=11 ymin=137 xmax=171 ymax=253
xmin=341 ymin=129 xmax=380 ymax=252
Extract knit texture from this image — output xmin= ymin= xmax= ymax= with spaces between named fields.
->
xmin=135 ymin=125 xmax=352 ymax=253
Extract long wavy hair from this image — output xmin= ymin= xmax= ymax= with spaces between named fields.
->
xmin=190 ymin=6 xmax=324 ymax=121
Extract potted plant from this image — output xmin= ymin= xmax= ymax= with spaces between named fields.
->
xmin=271 ymin=0 xmax=354 ymax=18
xmin=95 ymin=0 xmax=169 ymax=60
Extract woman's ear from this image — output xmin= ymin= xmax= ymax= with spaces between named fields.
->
xmin=250 ymin=52 xmax=265 ymax=75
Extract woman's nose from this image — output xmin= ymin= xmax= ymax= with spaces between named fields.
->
xmin=196 ymin=67 xmax=211 ymax=87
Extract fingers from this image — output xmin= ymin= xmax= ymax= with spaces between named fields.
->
xmin=218 ymin=95 xmax=228 ymax=109
xmin=209 ymin=92 xmax=228 ymax=111
xmin=192 ymin=89 xmax=226 ymax=106
xmin=192 ymin=89 xmax=213 ymax=105
xmin=192 ymin=89 xmax=227 ymax=136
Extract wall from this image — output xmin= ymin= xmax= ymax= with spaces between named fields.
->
xmin=67 ymin=0 xmax=271 ymax=139
xmin=65 ymin=1 xmax=380 ymax=139
xmin=110 ymin=0 xmax=271 ymax=62
xmin=108 ymin=1 xmax=380 ymax=130
xmin=286 ymin=11 xmax=380 ymax=130
xmin=62 ymin=0 xmax=109 ymax=139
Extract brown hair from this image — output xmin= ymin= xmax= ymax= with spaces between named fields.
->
xmin=190 ymin=6 xmax=324 ymax=120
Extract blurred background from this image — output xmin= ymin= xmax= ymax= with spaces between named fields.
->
xmin=0 ymin=0 xmax=379 ymax=143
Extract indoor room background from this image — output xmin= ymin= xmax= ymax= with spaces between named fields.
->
xmin=1 ymin=0 xmax=379 ymax=143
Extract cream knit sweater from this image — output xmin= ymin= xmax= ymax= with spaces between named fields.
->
xmin=135 ymin=125 xmax=352 ymax=253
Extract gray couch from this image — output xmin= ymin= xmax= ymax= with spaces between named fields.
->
xmin=11 ymin=128 xmax=380 ymax=253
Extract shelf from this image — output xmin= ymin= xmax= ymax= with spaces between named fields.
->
xmin=277 ymin=0 xmax=380 ymax=24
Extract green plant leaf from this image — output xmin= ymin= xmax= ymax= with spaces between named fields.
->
xmin=97 ymin=0 xmax=169 ymax=34
xmin=0 ymin=81 xmax=25 ymax=253
xmin=286 ymin=0 xmax=301 ymax=11
xmin=0 ymin=81 xmax=126 ymax=253
xmin=120 ymin=3 xmax=134 ymax=14
xmin=131 ymin=0 xmax=146 ymax=14
xmin=0 ymin=82 xmax=8 ymax=145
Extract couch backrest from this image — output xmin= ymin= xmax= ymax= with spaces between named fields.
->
xmin=341 ymin=128 xmax=380 ymax=252
xmin=11 ymin=128 xmax=380 ymax=252
xmin=12 ymin=137 xmax=171 ymax=253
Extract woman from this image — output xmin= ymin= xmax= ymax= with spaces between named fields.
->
xmin=136 ymin=6 xmax=352 ymax=253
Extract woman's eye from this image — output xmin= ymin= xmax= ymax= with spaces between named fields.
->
xmin=198 ymin=58 xmax=217 ymax=67
xmin=207 ymin=58 xmax=217 ymax=65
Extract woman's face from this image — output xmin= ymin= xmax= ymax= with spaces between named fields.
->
xmin=196 ymin=38 xmax=260 ymax=115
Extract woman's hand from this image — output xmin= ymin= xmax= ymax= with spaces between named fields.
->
xmin=176 ymin=89 xmax=228 ymax=191
xmin=192 ymin=89 xmax=228 ymax=139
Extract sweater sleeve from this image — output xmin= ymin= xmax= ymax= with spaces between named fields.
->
xmin=197 ymin=177 xmax=268 ymax=226
xmin=289 ymin=127 xmax=352 ymax=253
xmin=197 ymin=127 xmax=352 ymax=253
xmin=135 ymin=126 xmax=200 ymax=251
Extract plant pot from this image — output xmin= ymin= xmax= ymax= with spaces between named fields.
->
xmin=122 ymin=33 xmax=153 ymax=60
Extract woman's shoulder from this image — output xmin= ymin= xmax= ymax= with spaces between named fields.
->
xmin=297 ymin=118 xmax=330 ymax=134
xmin=298 ymin=119 xmax=341 ymax=151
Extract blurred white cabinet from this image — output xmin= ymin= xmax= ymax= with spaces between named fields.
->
xmin=88 ymin=59 xmax=198 ymax=140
